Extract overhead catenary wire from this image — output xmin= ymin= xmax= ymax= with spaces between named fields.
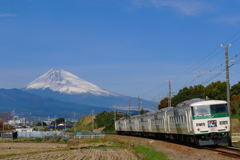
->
xmin=140 ymin=30 xmax=240 ymax=96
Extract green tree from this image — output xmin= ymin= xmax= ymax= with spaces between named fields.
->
xmin=36 ymin=122 xmax=47 ymax=126
xmin=171 ymin=85 xmax=205 ymax=106
xmin=51 ymin=118 xmax=65 ymax=125
xmin=230 ymin=81 xmax=240 ymax=96
xmin=140 ymin=108 xmax=145 ymax=115
xmin=203 ymin=81 xmax=227 ymax=100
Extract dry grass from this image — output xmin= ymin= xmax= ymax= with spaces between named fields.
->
xmin=231 ymin=119 xmax=240 ymax=133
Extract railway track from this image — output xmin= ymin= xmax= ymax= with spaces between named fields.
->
xmin=204 ymin=146 xmax=240 ymax=159
xmin=106 ymin=133 xmax=240 ymax=159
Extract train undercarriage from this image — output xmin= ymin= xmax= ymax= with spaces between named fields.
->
xmin=116 ymin=131 xmax=229 ymax=147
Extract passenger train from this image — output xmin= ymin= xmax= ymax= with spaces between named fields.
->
xmin=115 ymin=98 xmax=230 ymax=146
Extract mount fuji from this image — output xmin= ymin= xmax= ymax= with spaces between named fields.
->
xmin=23 ymin=69 xmax=153 ymax=109
xmin=24 ymin=69 xmax=119 ymax=96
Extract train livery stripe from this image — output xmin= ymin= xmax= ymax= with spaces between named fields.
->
xmin=193 ymin=113 xmax=229 ymax=120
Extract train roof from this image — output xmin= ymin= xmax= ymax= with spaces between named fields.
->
xmin=191 ymin=100 xmax=227 ymax=107
xmin=117 ymin=107 xmax=174 ymax=121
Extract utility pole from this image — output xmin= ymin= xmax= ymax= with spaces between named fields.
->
xmin=114 ymin=106 xmax=116 ymax=122
xmin=74 ymin=113 xmax=76 ymax=139
xmin=41 ymin=116 xmax=43 ymax=128
xmin=92 ymin=110 xmax=94 ymax=131
xmin=114 ymin=106 xmax=116 ymax=130
xmin=129 ymin=98 xmax=131 ymax=117
xmin=138 ymin=95 xmax=141 ymax=115
xmin=65 ymin=119 xmax=66 ymax=131
xmin=54 ymin=115 xmax=56 ymax=131
xmin=166 ymin=81 xmax=172 ymax=107
xmin=221 ymin=44 xmax=232 ymax=147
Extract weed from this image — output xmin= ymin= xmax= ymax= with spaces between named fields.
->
xmin=134 ymin=145 xmax=169 ymax=160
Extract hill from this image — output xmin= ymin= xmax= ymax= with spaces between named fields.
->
xmin=0 ymin=88 xmax=110 ymax=117
xmin=71 ymin=111 xmax=128 ymax=132
xmin=23 ymin=69 xmax=154 ymax=109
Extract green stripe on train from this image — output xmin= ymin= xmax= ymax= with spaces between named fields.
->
xmin=193 ymin=113 xmax=229 ymax=120
xmin=195 ymin=131 xmax=229 ymax=135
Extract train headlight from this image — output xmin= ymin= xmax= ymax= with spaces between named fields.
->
xmin=220 ymin=121 xmax=228 ymax=125
xmin=196 ymin=123 xmax=205 ymax=127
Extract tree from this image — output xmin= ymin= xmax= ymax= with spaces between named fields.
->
xmin=36 ymin=122 xmax=47 ymax=126
xmin=140 ymin=108 xmax=145 ymax=115
xmin=230 ymin=94 xmax=240 ymax=116
xmin=51 ymin=118 xmax=65 ymax=125
xmin=203 ymin=81 xmax=227 ymax=100
xmin=231 ymin=81 xmax=240 ymax=96
xmin=158 ymin=97 xmax=168 ymax=110
xmin=171 ymin=85 xmax=205 ymax=106
xmin=0 ymin=112 xmax=13 ymax=130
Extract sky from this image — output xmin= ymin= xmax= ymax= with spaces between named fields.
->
xmin=1 ymin=0 xmax=240 ymax=103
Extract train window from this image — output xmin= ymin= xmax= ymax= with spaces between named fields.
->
xmin=210 ymin=104 xmax=228 ymax=114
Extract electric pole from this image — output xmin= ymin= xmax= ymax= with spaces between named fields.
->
xmin=166 ymin=81 xmax=172 ymax=107
xmin=54 ymin=115 xmax=56 ymax=131
xmin=114 ymin=106 xmax=116 ymax=121
xmin=92 ymin=110 xmax=94 ymax=131
xmin=129 ymin=98 xmax=131 ymax=117
xmin=41 ymin=116 xmax=43 ymax=128
xmin=138 ymin=95 xmax=140 ymax=115
xmin=74 ymin=113 xmax=76 ymax=139
xmin=221 ymin=44 xmax=232 ymax=147
xmin=65 ymin=119 xmax=66 ymax=131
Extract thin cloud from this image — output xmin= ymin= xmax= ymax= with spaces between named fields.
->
xmin=133 ymin=0 xmax=210 ymax=16
xmin=0 ymin=14 xmax=17 ymax=17
xmin=214 ymin=15 xmax=240 ymax=25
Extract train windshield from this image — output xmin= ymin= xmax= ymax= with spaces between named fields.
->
xmin=210 ymin=104 xmax=228 ymax=114
xmin=192 ymin=104 xmax=228 ymax=116
xmin=192 ymin=105 xmax=211 ymax=116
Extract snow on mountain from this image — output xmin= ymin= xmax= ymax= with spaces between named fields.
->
xmin=24 ymin=69 xmax=119 ymax=96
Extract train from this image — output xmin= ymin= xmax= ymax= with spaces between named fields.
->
xmin=115 ymin=98 xmax=230 ymax=146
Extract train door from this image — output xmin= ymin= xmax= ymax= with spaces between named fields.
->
xmin=135 ymin=118 xmax=139 ymax=131
xmin=186 ymin=110 xmax=192 ymax=132
xmin=115 ymin=121 xmax=118 ymax=130
xmin=186 ymin=111 xmax=189 ymax=132
xmin=167 ymin=115 xmax=170 ymax=133
xmin=148 ymin=118 xmax=152 ymax=132
xmin=164 ymin=112 xmax=167 ymax=132
xmin=189 ymin=109 xmax=193 ymax=131
xmin=124 ymin=120 xmax=127 ymax=131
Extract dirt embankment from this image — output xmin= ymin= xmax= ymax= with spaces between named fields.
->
xmin=70 ymin=115 xmax=95 ymax=131
xmin=106 ymin=134 xmax=238 ymax=160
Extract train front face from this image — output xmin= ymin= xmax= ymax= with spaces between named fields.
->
xmin=191 ymin=101 xmax=230 ymax=146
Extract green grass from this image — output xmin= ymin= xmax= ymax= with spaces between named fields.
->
xmin=105 ymin=130 xmax=116 ymax=134
xmin=135 ymin=145 xmax=169 ymax=160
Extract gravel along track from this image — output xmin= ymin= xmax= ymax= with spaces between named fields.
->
xmin=2 ymin=149 xmax=136 ymax=160
xmin=204 ymin=146 xmax=240 ymax=159
xmin=106 ymin=134 xmax=239 ymax=160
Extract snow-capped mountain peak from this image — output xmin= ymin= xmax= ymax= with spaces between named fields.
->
xmin=24 ymin=69 xmax=119 ymax=96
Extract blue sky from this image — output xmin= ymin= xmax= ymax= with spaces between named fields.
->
xmin=1 ymin=0 xmax=240 ymax=103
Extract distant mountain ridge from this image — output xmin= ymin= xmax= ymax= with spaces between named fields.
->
xmin=0 ymin=88 xmax=110 ymax=117
xmin=23 ymin=69 xmax=154 ymax=109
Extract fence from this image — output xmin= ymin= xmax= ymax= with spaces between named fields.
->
xmin=75 ymin=131 xmax=105 ymax=139
xmin=17 ymin=131 xmax=68 ymax=138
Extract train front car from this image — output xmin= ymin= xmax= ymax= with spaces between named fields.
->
xmin=192 ymin=100 xmax=230 ymax=146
